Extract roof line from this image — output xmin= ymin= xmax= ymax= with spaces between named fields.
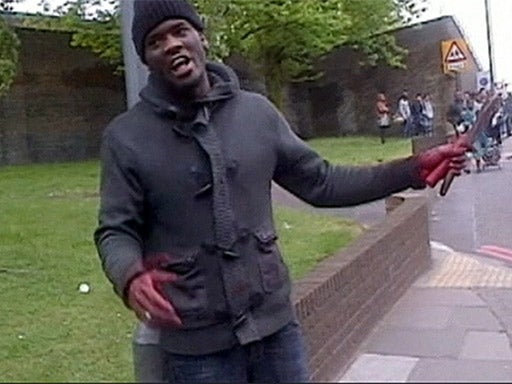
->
xmin=383 ymin=15 xmax=483 ymax=71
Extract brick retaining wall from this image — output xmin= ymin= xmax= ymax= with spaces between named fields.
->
xmin=293 ymin=194 xmax=431 ymax=381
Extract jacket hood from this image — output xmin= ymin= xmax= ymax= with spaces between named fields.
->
xmin=139 ymin=62 xmax=240 ymax=117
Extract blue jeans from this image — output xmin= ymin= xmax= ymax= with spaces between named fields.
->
xmin=163 ymin=321 xmax=311 ymax=383
xmin=403 ymin=119 xmax=414 ymax=137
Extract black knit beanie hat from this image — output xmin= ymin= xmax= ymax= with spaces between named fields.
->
xmin=132 ymin=0 xmax=204 ymax=63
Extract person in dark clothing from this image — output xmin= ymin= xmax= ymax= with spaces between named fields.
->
xmin=410 ymin=93 xmax=424 ymax=136
xmin=446 ymin=90 xmax=465 ymax=134
xmin=488 ymin=109 xmax=504 ymax=146
xmin=504 ymin=93 xmax=512 ymax=136
xmin=93 ymin=1 xmax=471 ymax=383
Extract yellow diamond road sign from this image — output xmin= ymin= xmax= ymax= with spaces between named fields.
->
xmin=441 ymin=39 xmax=470 ymax=74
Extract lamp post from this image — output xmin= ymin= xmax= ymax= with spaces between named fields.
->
xmin=120 ymin=0 xmax=148 ymax=109
xmin=484 ymin=0 xmax=495 ymax=90
xmin=120 ymin=3 xmax=163 ymax=382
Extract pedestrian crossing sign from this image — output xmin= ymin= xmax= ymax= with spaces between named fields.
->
xmin=441 ymin=39 xmax=470 ymax=74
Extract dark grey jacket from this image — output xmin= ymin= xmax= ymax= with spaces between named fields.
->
xmin=94 ymin=62 xmax=425 ymax=355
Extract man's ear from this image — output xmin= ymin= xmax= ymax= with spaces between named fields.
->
xmin=200 ymin=33 xmax=210 ymax=53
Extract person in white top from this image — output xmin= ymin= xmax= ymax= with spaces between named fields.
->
xmin=422 ymin=93 xmax=434 ymax=136
xmin=397 ymin=91 xmax=412 ymax=137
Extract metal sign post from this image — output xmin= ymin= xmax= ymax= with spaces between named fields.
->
xmin=120 ymin=0 xmax=148 ymax=109
xmin=120 ymin=4 xmax=162 ymax=381
xmin=484 ymin=0 xmax=495 ymax=90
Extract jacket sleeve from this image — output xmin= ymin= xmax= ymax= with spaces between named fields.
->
xmin=272 ymin=110 xmax=425 ymax=207
xmin=93 ymin=131 xmax=146 ymax=302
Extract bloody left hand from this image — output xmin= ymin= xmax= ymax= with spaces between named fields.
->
xmin=127 ymin=269 xmax=183 ymax=328
xmin=417 ymin=135 xmax=472 ymax=187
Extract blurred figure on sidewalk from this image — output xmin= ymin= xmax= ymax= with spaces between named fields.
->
xmin=446 ymin=90 xmax=465 ymax=139
xmin=410 ymin=93 xmax=425 ymax=137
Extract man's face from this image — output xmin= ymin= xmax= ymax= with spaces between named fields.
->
xmin=144 ymin=19 xmax=209 ymax=98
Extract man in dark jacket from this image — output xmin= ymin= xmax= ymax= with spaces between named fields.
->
xmin=409 ymin=93 xmax=424 ymax=136
xmin=94 ymin=1 xmax=470 ymax=382
xmin=446 ymin=90 xmax=465 ymax=133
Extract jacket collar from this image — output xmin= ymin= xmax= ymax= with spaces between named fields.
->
xmin=139 ymin=62 xmax=240 ymax=120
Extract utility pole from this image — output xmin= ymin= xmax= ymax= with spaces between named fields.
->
xmin=484 ymin=0 xmax=495 ymax=90
xmin=120 ymin=4 xmax=165 ymax=382
xmin=120 ymin=0 xmax=148 ymax=109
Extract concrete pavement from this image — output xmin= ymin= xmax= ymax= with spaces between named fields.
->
xmin=336 ymin=137 xmax=512 ymax=382
xmin=338 ymin=242 xmax=512 ymax=382
xmin=272 ymin=137 xmax=512 ymax=382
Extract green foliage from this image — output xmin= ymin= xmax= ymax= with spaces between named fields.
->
xmin=24 ymin=0 xmax=427 ymax=104
xmin=27 ymin=0 xmax=122 ymax=70
xmin=193 ymin=0 xmax=427 ymax=106
xmin=0 ymin=0 xmax=22 ymax=12
xmin=0 ymin=18 xmax=20 ymax=97
xmin=58 ymin=1 xmax=121 ymax=70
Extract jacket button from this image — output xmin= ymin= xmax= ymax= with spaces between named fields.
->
xmin=223 ymin=250 xmax=239 ymax=259
xmin=233 ymin=312 xmax=247 ymax=328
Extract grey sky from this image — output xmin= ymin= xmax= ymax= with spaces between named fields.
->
xmin=422 ymin=0 xmax=511 ymax=86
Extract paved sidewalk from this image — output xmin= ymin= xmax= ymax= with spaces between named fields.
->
xmin=337 ymin=242 xmax=512 ymax=382
xmin=272 ymin=136 xmax=512 ymax=382
xmin=335 ymin=137 xmax=512 ymax=382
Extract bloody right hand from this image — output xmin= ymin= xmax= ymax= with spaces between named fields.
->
xmin=127 ymin=270 xmax=183 ymax=328
xmin=418 ymin=134 xmax=471 ymax=187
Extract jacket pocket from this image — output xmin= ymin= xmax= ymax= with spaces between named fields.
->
xmin=254 ymin=230 xmax=287 ymax=293
xmin=146 ymin=248 xmax=207 ymax=319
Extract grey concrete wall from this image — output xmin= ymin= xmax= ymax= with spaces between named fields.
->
xmin=0 ymin=16 xmax=480 ymax=165
xmin=287 ymin=16 xmax=481 ymax=139
xmin=0 ymin=28 xmax=126 ymax=166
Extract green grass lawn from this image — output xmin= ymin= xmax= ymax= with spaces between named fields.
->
xmin=0 ymin=136 xmax=411 ymax=382
xmin=308 ymin=135 xmax=413 ymax=165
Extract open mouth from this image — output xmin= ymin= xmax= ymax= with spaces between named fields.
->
xmin=170 ymin=56 xmax=193 ymax=77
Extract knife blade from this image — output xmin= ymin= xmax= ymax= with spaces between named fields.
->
xmin=426 ymin=93 xmax=502 ymax=196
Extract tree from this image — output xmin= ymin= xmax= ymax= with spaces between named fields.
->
xmin=0 ymin=0 xmax=21 ymax=12
xmin=196 ymin=0 xmax=429 ymax=107
xmin=27 ymin=0 xmax=122 ymax=70
xmin=0 ymin=0 xmax=21 ymax=97
xmin=28 ymin=0 xmax=427 ymax=106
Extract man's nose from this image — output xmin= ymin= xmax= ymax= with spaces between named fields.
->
xmin=163 ymin=35 xmax=183 ymax=54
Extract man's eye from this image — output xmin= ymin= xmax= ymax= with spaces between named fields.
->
xmin=176 ymin=27 xmax=188 ymax=36
xmin=146 ymin=39 xmax=159 ymax=48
